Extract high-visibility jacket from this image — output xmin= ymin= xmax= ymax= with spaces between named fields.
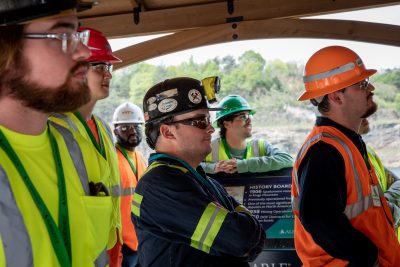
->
xmin=116 ymin=147 xmax=146 ymax=250
xmin=367 ymin=145 xmax=400 ymax=241
xmin=205 ymin=138 xmax=266 ymax=161
xmin=50 ymin=112 xmax=122 ymax=247
xmin=202 ymin=137 xmax=293 ymax=174
xmin=132 ymin=154 xmax=265 ymax=267
xmin=367 ymin=146 xmax=387 ymax=191
xmin=292 ymin=125 xmax=400 ymax=266
xmin=0 ymin=122 xmax=113 ymax=266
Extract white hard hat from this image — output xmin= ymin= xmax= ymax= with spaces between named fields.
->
xmin=112 ymin=102 xmax=145 ymax=124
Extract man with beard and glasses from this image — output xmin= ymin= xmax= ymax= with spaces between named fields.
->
xmin=202 ymin=95 xmax=293 ymax=175
xmin=50 ymin=27 xmax=123 ymax=267
xmin=132 ymin=77 xmax=265 ymax=267
xmin=291 ymin=46 xmax=400 ymax=266
xmin=112 ymin=102 xmax=147 ymax=267
xmin=0 ymin=1 xmax=116 ymax=267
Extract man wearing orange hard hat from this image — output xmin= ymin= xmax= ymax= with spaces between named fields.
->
xmin=291 ymin=46 xmax=400 ymax=266
xmin=50 ymin=27 xmax=124 ymax=266
xmin=0 ymin=1 xmax=116 ymax=267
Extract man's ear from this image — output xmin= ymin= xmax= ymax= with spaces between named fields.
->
xmin=159 ymin=124 xmax=175 ymax=140
xmin=223 ymin=120 xmax=231 ymax=129
xmin=328 ymin=91 xmax=344 ymax=106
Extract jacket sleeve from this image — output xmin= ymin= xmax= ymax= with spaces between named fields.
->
xmin=236 ymin=140 xmax=293 ymax=173
xmin=200 ymin=161 xmax=217 ymax=174
xmin=298 ymin=142 xmax=378 ymax=266
xmin=135 ymin=167 xmax=265 ymax=260
xmin=384 ymin=169 xmax=400 ymax=228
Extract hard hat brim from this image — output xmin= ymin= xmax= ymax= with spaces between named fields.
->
xmin=298 ymin=69 xmax=376 ymax=101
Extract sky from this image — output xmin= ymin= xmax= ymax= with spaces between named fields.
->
xmin=109 ymin=5 xmax=400 ymax=70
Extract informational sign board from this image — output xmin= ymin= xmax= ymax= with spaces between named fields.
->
xmin=211 ymin=168 xmax=302 ymax=266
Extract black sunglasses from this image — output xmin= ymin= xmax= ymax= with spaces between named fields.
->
xmin=167 ymin=116 xmax=212 ymax=130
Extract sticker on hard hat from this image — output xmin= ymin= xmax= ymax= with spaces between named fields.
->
xmin=188 ymin=89 xmax=202 ymax=104
xmin=148 ymin=103 xmax=157 ymax=112
xmin=157 ymin=88 xmax=178 ymax=102
xmin=147 ymin=96 xmax=157 ymax=105
xmin=158 ymin=98 xmax=178 ymax=113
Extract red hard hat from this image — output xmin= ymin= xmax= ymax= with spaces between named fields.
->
xmin=78 ymin=27 xmax=121 ymax=63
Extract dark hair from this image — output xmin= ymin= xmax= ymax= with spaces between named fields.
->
xmin=316 ymin=87 xmax=347 ymax=115
xmin=145 ymin=117 xmax=174 ymax=149
xmin=0 ymin=25 xmax=24 ymax=93
xmin=217 ymin=114 xmax=236 ymax=139
xmin=316 ymin=96 xmax=329 ymax=114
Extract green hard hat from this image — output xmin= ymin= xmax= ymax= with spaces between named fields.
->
xmin=213 ymin=95 xmax=255 ymax=126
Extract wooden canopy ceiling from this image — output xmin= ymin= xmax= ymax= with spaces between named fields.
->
xmin=79 ymin=0 xmax=400 ymax=70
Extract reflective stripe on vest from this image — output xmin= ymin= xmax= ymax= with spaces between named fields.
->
xmin=0 ymin=124 xmax=104 ymax=266
xmin=131 ymin=193 xmax=143 ymax=218
xmin=190 ymin=202 xmax=228 ymax=254
xmin=94 ymin=248 xmax=109 ymax=267
xmin=0 ymin=167 xmax=33 ymax=266
xmin=208 ymin=138 xmax=265 ymax=162
xmin=121 ymin=187 xmax=135 ymax=196
xmin=51 ymin=113 xmax=79 ymax=132
xmin=292 ymin=132 xmax=382 ymax=220
xmin=50 ymin=122 xmax=91 ymax=195
xmin=367 ymin=146 xmax=387 ymax=192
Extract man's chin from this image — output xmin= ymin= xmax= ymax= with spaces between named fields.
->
xmin=362 ymin=102 xmax=378 ymax=118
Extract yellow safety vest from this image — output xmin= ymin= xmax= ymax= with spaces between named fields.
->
xmin=50 ymin=112 xmax=122 ymax=246
xmin=0 ymin=123 xmax=112 ymax=266
xmin=204 ymin=138 xmax=265 ymax=162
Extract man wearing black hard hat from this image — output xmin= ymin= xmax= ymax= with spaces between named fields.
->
xmin=0 ymin=1 xmax=115 ymax=266
xmin=131 ymin=77 xmax=265 ymax=267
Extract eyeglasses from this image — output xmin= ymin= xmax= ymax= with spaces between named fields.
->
xmin=358 ymin=79 xmax=370 ymax=90
xmin=117 ymin=124 xmax=142 ymax=132
xmin=233 ymin=113 xmax=252 ymax=122
xmin=351 ymin=78 xmax=370 ymax=90
xmin=89 ymin=63 xmax=113 ymax=73
xmin=23 ymin=30 xmax=90 ymax=54
xmin=167 ymin=116 xmax=212 ymax=130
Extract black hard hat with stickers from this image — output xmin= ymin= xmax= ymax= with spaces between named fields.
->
xmin=143 ymin=77 xmax=222 ymax=124
xmin=143 ymin=76 xmax=222 ymax=149
xmin=0 ymin=0 xmax=95 ymax=25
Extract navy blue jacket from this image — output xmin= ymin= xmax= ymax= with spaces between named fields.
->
xmin=133 ymin=154 xmax=265 ymax=267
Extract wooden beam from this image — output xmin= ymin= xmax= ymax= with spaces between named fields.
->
xmin=113 ymin=19 xmax=400 ymax=70
xmin=80 ymin=0 xmax=400 ymax=38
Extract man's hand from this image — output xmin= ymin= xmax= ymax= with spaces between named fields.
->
xmin=214 ymin=159 xmax=238 ymax=174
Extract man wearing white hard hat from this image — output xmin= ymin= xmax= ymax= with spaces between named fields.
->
xmin=112 ymin=102 xmax=147 ymax=267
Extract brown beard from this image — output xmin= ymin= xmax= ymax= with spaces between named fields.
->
xmin=4 ymin=57 xmax=91 ymax=113
xmin=361 ymin=100 xmax=378 ymax=119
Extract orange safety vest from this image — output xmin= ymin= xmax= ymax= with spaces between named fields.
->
xmin=291 ymin=125 xmax=400 ymax=267
xmin=116 ymin=148 xmax=146 ymax=250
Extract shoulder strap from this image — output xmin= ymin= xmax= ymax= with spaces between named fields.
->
xmin=0 ymin=166 xmax=33 ymax=266
xmin=49 ymin=121 xmax=90 ymax=196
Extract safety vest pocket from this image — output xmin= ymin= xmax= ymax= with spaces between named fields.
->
xmin=81 ymin=196 xmax=113 ymax=261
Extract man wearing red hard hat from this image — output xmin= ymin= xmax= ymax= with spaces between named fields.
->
xmin=0 ymin=1 xmax=117 ymax=267
xmin=50 ymin=27 xmax=125 ymax=266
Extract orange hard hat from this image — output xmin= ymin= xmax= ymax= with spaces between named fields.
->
xmin=298 ymin=46 xmax=376 ymax=101
xmin=79 ymin=27 xmax=121 ymax=63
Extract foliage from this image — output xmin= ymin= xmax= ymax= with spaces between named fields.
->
xmin=94 ymin=51 xmax=400 ymax=125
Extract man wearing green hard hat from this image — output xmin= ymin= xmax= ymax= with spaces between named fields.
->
xmin=202 ymin=95 xmax=293 ymax=174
